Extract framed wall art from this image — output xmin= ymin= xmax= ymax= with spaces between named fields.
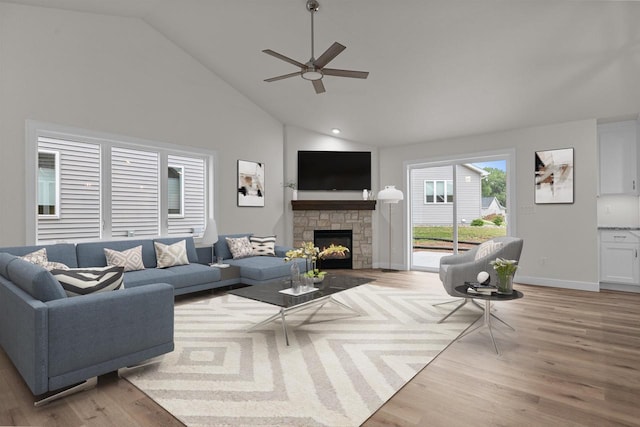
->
xmin=237 ymin=160 xmax=265 ymax=207
xmin=534 ymin=148 xmax=574 ymax=204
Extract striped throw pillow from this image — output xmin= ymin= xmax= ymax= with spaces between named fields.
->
xmin=250 ymin=235 xmax=276 ymax=256
xmin=51 ymin=266 xmax=124 ymax=297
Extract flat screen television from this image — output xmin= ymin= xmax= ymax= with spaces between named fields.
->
xmin=297 ymin=151 xmax=371 ymax=191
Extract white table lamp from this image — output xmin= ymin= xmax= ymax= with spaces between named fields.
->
xmin=377 ymin=185 xmax=404 ymax=272
xmin=201 ymin=218 xmax=219 ymax=265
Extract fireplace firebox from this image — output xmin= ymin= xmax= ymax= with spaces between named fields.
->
xmin=314 ymin=229 xmax=353 ymax=269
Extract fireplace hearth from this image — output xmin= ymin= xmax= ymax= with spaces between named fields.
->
xmin=314 ymin=229 xmax=353 ymax=269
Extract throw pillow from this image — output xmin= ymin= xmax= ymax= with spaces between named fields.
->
xmin=250 ymin=235 xmax=276 ymax=256
xmin=226 ymin=236 xmax=254 ymax=259
xmin=154 ymin=240 xmax=189 ymax=268
xmin=21 ymin=248 xmax=48 ymax=266
xmin=475 ymin=240 xmax=503 ymax=260
xmin=42 ymin=261 xmax=69 ymax=271
xmin=50 ymin=266 xmax=124 ymax=297
xmin=104 ymin=245 xmax=145 ymax=272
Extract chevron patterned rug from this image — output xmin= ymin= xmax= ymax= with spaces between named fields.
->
xmin=124 ymin=283 xmax=477 ymax=427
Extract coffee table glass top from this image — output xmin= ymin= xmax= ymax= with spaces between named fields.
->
xmin=228 ymin=274 xmax=372 ymax=308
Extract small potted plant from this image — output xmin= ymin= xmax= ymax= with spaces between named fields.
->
xmin=489 ymin=257 xmax=518 ymax=294
xmin=284 ymin=242 xmax=349 ymax=283
xmin=283 ymin=180 xmax=297 ymax=200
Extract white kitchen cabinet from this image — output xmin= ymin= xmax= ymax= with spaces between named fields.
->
xmin=599 ymin=230 xmax=640 ymax=285
xmin=598 ymin=120 xmax=640 ymax=195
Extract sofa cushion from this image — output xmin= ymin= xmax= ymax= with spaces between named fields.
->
xmin=226 ymin=236 xmax=254 ymax=259
xmin=154 ymin=240 xmax=189 ymax=268
xmin=51 ymin=266 xmax=124 ymax=297
xmin=154 ymin=237 xmax=198 ymax=264
xmin=122 ymin=268 xmax=177 ymax=288
xmin=77 ymin=239 xmax=157 ymax=268
xmin=104 ymin=245 xmax=145 ymax=272
xmin=0 ymin=243 xmax=78 ymax=268
xmin=161 ymin=264 xmax=221 ymax=289
xmin=250 ymin=235 xmax=276 ymax=256
xmin=5 ymin=257 xmax=67 ymax=301
xmin=214 ymin=233 xmax=252 ymax=260
xmin=226 ymin=256 xmax=305 ymax=282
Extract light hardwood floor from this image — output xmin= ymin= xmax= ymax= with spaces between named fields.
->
xmin=1 ymin=270 xmax=639 ymax=426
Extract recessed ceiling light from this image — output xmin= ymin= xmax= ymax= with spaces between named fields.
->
xmin=331 ymin=128 xmax=341 ymax=135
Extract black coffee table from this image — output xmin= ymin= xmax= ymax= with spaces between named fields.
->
xmin=228 ymin=274 xmax=372 ymax=345
xmin=454 ymin=285 xmax=523 ymax=354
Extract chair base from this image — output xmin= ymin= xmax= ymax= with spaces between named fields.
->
xmin=34 ymin=376 xmax=98 ymax=407
xmin=436 ymin=298 xmax=483 ymax=323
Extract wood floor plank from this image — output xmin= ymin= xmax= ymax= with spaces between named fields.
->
xmin=0 ymin=270 xmax=639 ymax=426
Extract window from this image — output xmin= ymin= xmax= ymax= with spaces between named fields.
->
xmin=424 ymin=180 xmax=453 ymax=204
xmin=37 ymin=150 xmax=59 ymax=216
xmin=28 ymin=123 xmax=213 ymax=243
xmin=168 ymin=165 xmax=183 ymax=217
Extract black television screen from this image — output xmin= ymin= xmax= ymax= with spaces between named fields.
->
xmin=297 ymin=151 xmax=371 ymax=191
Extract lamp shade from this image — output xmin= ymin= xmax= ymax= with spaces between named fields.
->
xmin=201 ymin=218 xmax=219 ymax=245
xmin=377 ymin=185 xmax=404 ymax=203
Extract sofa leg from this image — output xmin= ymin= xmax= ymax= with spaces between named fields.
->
xmin=117 ymin=356 xmax=163 ymax=377
xmin=34 ymin=376 xmax=98 ymax=407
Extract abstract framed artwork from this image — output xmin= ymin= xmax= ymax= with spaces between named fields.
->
xmin=534 ymin=148 xmax=574 ymax=204
xmin=237 ymin=160 xmax=265 ymax=207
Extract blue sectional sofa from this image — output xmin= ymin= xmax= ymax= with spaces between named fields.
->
xmin=0 ymin=234 xmax=303 ymax=404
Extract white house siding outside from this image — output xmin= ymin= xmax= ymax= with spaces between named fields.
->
xmin=481 ymin=196 xmax=506 ymax=217
xmin=411 ymin=164 xmax=485 ymax=226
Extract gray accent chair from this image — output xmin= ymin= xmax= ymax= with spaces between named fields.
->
xmin=437 ymin=236 xmax=524 ymax=323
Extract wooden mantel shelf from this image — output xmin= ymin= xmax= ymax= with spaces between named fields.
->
xmin=291 ymin=200 xmax=377 ymax=211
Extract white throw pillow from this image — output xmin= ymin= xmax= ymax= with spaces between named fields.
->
xmin=21 ymin=248 xmax=69 ymax=271
xmin=226 ymin=236 xmax=254 ymax=259
xmin=104 ymin=245 xmax=145 ymax=272
xmin=475 ymin=240 xmax=503 ymax=260
xmin=154 ymin=240 xmax=189 ymax=268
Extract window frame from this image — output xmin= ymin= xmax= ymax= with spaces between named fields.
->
xmin=167 ymin=164 xmax=185 ymax=218
xmin=424 ymin=179 xmax=453 ymax=204
xmin=26 ymin=121 xmax=217 ymax=244
xmin=37 ymin=149 xmax=60 ymax=218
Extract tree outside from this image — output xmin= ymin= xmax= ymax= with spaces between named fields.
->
xmin=481 ymin=167 xmax=506 ymax=206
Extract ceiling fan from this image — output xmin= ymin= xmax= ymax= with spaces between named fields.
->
xmin=263 ymin=0 xmax=369 ymax=94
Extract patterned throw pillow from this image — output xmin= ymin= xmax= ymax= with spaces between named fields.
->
xmin=226 ymin=236 xmax=254 ymax=259
xmin=104 ymin=245 xmax=145 ymax=272
xmin=21 ymin=248 xmax=48 ymax=266
xmin=475 ymin=240 xmax=503 ymax=260
xmin=21 ymin=248 xmax=69 ymax=271
xmin=250 ymin=235 xmax=276 ymax=256
xmin=154 ymin=240 xmax=189 ymax=268
xmin=50 ymin=266 xmax=124 ymax=297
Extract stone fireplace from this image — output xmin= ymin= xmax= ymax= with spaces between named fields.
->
xmin=314 ymin=229 xmax=353 ymax=269
xmin=292 ymin=200 xmax=376 ymax=269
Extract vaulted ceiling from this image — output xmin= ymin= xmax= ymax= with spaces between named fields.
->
xmin=3 ymin=0 xmax=640 ymax=145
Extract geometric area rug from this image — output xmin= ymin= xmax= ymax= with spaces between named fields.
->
xmin=123 ymin=283 xmax=477 ymax=427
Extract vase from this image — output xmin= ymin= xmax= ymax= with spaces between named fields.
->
xmin=291 ymin=190 xmax=298 ymax=201
xmin=497 ymin=274 xmax=513 ymax=295
xmin=290 ymin=262 xmax=301 ymax=293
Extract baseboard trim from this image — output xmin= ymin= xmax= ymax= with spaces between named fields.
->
xmin=515 ymin=275 xmax=599 ymax=292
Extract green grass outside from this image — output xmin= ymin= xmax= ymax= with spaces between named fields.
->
xmin=413 ymin=225 xmax=506 ymax=244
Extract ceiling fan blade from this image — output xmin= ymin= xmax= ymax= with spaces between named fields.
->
xmin=312 ymin=79 xmax=326 ymax=94
xmin=264 ymin=72 xmax=301 ymax=82
xmin=313 ymin=42 xmax=346 ymax=68
xmin=262 ymin=49 xmax=306 ymax=68
xmin=322 ymin=68 xmax=369 ymax=79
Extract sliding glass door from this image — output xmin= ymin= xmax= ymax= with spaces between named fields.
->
xmin=409 ymin=155 xmax=511 ymax=271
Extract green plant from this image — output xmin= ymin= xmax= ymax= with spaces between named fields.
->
xmin=470 ymin=218 xmax=484 ymax=227
xmin=492 ymin=216 xmax=504 ymax=226
xmin=283 ymin=180 xmax=297 ymax=189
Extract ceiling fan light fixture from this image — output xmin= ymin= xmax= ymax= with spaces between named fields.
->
xmin=301 ymin=69 xmax=323 ymax=81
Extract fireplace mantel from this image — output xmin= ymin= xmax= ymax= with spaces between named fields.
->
xmin=291 ymin=200 xmax=376 ymax=211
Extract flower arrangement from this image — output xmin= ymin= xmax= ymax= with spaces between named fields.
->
xmin=490 ymin=257 xmax=518 ymax=294
xmin=284 ymin=242 xmax=350 ymax=279
xmin=283 ymin=180 xmax=297 ymax=189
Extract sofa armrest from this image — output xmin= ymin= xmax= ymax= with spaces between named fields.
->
xmin=46 ymin=283 xmax=174 ymax=379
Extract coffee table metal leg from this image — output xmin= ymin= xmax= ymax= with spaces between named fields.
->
xmin=280 ymin=309 xmax=289 ymax=346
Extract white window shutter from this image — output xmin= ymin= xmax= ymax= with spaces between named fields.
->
xmin=168 ymin=154 xmax=205 ymax=235
xmin=37 ymin=137 xmax=101 ymax=243
xmin=111 ymin=147 xmax=160 ymax=237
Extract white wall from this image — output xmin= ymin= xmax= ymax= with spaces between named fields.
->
xmin=282 ymin=125 xmax=379 ymax=247
xmin=380 ymin=119 xmax=599 ymax=291
xmin=0 ymin=3 xmax=285 ymax=246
